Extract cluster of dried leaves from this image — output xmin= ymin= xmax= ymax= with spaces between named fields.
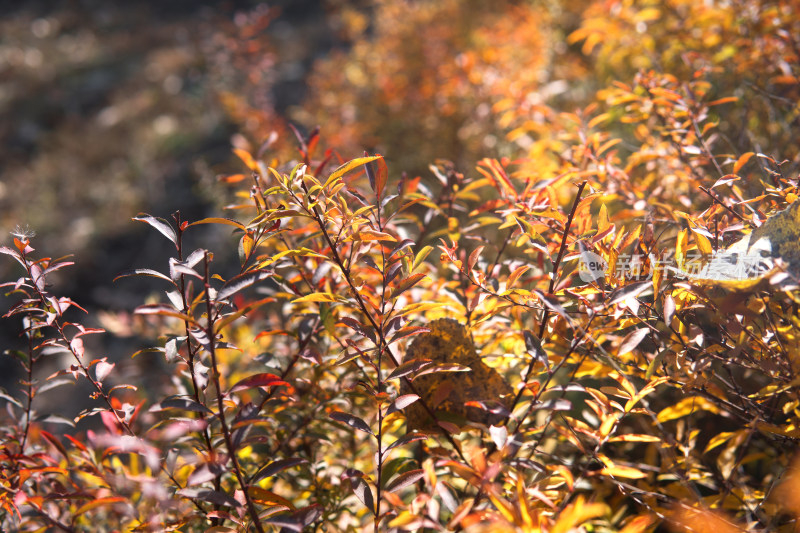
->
xmin=2 ymin=0 xmax=800 ymax=531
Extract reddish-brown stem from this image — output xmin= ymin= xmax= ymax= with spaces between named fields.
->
xmin=19 ymin=325 xmax=36 ymax=452
xmin=172 ymin=212 xmax=223 ymax=525
xmin=290 ymin=173 xmax=469 ymax=463
xmin=202 ymin=253 xmax=266 ymax=533
xmin=510 ymin=180 xmax=587 ymax=418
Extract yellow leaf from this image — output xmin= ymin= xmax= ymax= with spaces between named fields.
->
xmin=240 ymin=232 xmax=254 ymax=259
xmin=413 ymin=245 xmax=433 ymax=271
xmin=325 ymin=156 xmax=381 ymax=188
xmin=598 ymin=203 xmax=610 ymax=234
xmin=634 ymin=7 xmax=661 ymax=22
xmin=588 ymin=113 xmax=611 ymax=129
xmin=598 ymin=414 xmax=619 ymax=439
xmin=389 ymin=511 xmax=420 ymax=528
xmin=704 ymin=431 xmax=736 ymax=453
xmin=608 ymin=434 xmax=662 ymax=443
xmin=692 ymin=228 xmax=713 ymax=255
xmin=597 ymin=138 xmax=623 ymax=156
xmin=188 ymin=217 xmax=246 ymax=230
xmin=396 ymin=302 xmax=445 ymax=317
xmin=707 ymin=96 xmax=739 ymax=107
xmin=598 ymin=465 xmax=647 ymax=479
xmin=657 ymin=396 xmax=720 ymax=423
xmin=488 ymin=487 xmax=516 ymax=524
xmin=292 ymin=292 xmax=339 ymax=304
xmin=517 ymin=476 xmax=534 ymax=527
xmin=673 ymin=225 xmax=689 ymax=265
xmin=551 ymin=465 xmax=574 ymax=491
xmin=506 ymin=265 xmax=530 ymax=289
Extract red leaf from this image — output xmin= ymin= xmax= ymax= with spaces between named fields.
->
xmin=383 ymin=432 xmax=428 ymax=458
xmin=390 ymin=272 xmax=427 ymax=300
xmin=230 ymin=373 xmax=288 ymax=393
xmin=387 ymin=359 xmax=432 ymax=380
xmin=40 ymin=430 xmax=68 ymax=459
xmin=385 ymin=394 xmax=420 ymax=416
xmin=217 ymin=270 xmax=272 ymax=301
xmin=386 ymin=469 xmax=425 ymax=492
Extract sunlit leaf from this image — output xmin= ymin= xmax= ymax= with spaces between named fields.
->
xmin=230 ymin=373 xmax=288 ymax=393
xmin=385 ymin=469 xmax=425 ymax=492
xmin=325 ymin=156 xmax=381 ymax=188
xmin=217 ymin=270 xmax=272 ymax=300
xmin=657 ymin=396 xmax=720 ymax=423
xmin=133 ymin=214 xmax=177 ymax=246
xmin=329 ymin=411 xmax=373 ymax=436
xmin=187 ymin=217 xmax=246 ymax=230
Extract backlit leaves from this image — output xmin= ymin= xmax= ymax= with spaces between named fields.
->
xmin=2 ymin=1 xmax=800 ymax=531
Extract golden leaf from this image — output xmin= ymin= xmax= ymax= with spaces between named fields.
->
xmin=400 ymin=319 xmax=514 ymax=431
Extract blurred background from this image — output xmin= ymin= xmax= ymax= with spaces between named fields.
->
xmin=0 ymin=0 xmax=345 ymax=402
xmin=0 ymin=0 xmax=338 ymax=304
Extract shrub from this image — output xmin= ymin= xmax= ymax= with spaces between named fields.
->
xmin=2 ymin=0 xmax=800 ymax=531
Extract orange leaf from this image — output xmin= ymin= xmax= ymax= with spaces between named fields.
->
xmin=733 ymin=152 xmax=755 ymax=174
xmin=552 ymin=496 xmax=609 ymax=533
xmin=74 ymin=497 xmax=127 ymax=517
xmin=233 ymin=148 xmax=258 ymax=171
xmin=707 ymin=96 xmax=738 ymax=106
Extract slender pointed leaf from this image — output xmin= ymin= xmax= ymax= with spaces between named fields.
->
xmin=253 ymin=458 xmax=308 ymax=483
xmin=330 ymin=411 xmax=373 ymax=436
xmin=386 ymin=469 xmax=425 ymax=493
xmin=187 ymin=217 xmax=246 ymax=230
xmin=133 ymin=214 xmax=177 ymax=245
xmin=230 ymin=373 xmax=288 ymax=393
xmin=217 ymin=270 xmax=273 ymax=301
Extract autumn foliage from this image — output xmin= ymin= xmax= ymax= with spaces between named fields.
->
xmin=2 ymin=0 xmax=800 ymax=531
